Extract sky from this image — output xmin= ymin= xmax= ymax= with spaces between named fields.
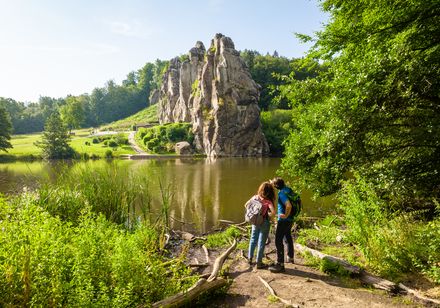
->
xmin=0 ymin=0 xmax=328 ymax=103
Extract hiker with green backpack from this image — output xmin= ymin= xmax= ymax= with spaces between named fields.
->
xmin=269 ymin=177 xmax=302 ymax=273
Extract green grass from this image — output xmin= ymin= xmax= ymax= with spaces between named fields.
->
xmin=7 ymin=133 xmax=42 ymax=156
xmin=6 ymin=129 xmax=135 ymax=159
xmin=70 ymin=132 xmax=135 ymax=157
xmin=205 ymin=226 xmax=242 ymax=248
xmin=101 ymin=104 xmax=158 ymax=130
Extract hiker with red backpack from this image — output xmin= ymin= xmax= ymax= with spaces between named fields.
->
xmin=245 ymin=181 xmax=276 ymax=269
xmin=269 ymin=177 xmax=302 ymax=273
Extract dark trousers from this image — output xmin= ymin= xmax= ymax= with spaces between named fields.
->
xmin=275 ymin=220 xmax=294 ymax=264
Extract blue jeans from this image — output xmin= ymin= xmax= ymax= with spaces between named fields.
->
xmin=248 ymin=219 xmax=270 ymax=263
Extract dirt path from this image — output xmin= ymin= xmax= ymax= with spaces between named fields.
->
xmin=199 ymin=240 xmax=419 ymax=307
xmin=128 ymin=131 xmax=147 ymax=154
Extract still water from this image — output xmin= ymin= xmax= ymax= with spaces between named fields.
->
xmin=0 ymin=158 xmax=336 ymax=233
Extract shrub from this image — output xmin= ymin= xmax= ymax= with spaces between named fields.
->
xmin=114 ymin=133 xmax=128 ymax=145
xmin=0 ymin=195 xmax=197 ymax=306
xmin=339 ymin=175 xmax=440 ymax=282
xmin=105 ymin=150 xmax=113 ymax=158
xmin=108 ymin=140 xmax=118 ymax=147
xmin=84 ymin=141 xmax=90 ymax=146
xmin=92 ymin=138 xmax=99 ymax=144
xmin=139 ymin=123 xmax=193 ymax=154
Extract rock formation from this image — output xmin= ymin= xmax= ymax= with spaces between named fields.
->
xmin=158 ymin=34 xmax=269 ymax=157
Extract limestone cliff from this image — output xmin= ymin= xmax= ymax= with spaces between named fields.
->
xmin=158 ymin=34 xmax=269 ymax=157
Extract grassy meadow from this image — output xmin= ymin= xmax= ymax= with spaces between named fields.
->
xmin=6 ymin=129 xmax=135 ymax=159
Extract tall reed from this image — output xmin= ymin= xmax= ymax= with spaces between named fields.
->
xmin=37 ymin=162 xmax=153 ymax=228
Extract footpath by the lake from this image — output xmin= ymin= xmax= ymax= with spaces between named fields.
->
xmin=184 ymin=230 xmax=431 ymax=308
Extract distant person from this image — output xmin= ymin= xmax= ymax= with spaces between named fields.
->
xmin=269 ymin=177 xmax=301 ymax=273
xmin=247 ymin=181 xmax=276 ymax=269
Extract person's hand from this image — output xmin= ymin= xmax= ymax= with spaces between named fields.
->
xmin=279 ymin=214 xmax=286 ymax=219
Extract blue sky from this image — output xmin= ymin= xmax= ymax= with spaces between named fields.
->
xmin=0 ymin=0 xmax=327 ymax=102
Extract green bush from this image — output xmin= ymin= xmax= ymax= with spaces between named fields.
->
xmin=105 ymin=149 xmax=113 ymax=158
xmin=0 ymin=195 xmax=196 ymax=307
xmin=138 ymin=123 xmax=194 ymax=154
xmin=339 ymin=175 xmax=440 ymax=282
xmin=92 ymin=138 xmax=99 ymax=144
xmin=108 ymin=140 xmax=118 ymax=147
xmin=114 ymin=133 xmax=128 ymax=145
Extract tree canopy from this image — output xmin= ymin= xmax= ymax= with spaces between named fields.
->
xmin=280 ymin=0 xmax=440 ymax=214
xmin=0 ymin=107 xmax=13 ymax=152
xmin=36 ymin=112 xmax=75 ymax=159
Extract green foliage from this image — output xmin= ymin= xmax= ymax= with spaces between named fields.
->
xmin=240 ymin=50 xmax=322 ymax=110
xmin=205 ymin=226 xmax=241 ymax=248
xmin=60 ymin=95 xmax=86 ymax=132
xmin=0 ymin=194 xmax=196 ymax=307
xmin=137 ymin=123 xmax=194 ymax=154
xmin=0 ymin=106 xmax=13 ymax=152
xmin=108 ymin=140 xmax=118 ymax=147
xmin=35 ymin=112 xmax=75 ymax=159
xmin=280 ymin=0 xmax=440 ymax=209
xmin=340 ymin=176 xmax=440 ymax=282
xmin=105 ymin=149 xmax=113 ymax=158
xmin=320 ymin=258 xmax=351 ymax=277
xmin=260 ymin=109 xmax=292 ymax=156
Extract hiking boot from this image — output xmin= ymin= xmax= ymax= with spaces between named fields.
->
xmin=256 ymin=262 xmax=269 ymax=269
xmin=286 ymin=256 xmax=294 ymax=264
xmin=269 ymin=263 xmax=285 ymax=273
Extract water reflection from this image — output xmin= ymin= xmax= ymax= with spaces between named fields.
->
xmin=0 ymin=158 xmax=336 ymax=233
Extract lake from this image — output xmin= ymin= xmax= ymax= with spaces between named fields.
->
xmin=0 ymin=158 xmax=336 ymax=233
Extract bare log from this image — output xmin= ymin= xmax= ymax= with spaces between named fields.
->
xmin=202 ymin=245 xmax=210 ymax=264
xmin=359 ymin=271 xmax=398 ymax=293
xmin=257 ymin=276 xmax=299 ymax=307
xmin=151 ymin=278 xmax=227 ymax=308
xmin=295 ymin=243 xmax=361 ymax=275
xmin=398 ymin=283 xmax=440 ymax=306
xmin=207 ymin=239 xmax=237 ymax=282
xmin=296 ymin=243 xmax=440 ymax=304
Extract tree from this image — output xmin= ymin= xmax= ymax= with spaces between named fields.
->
xmin=0 ymin=107 xmax=13 ymax=152
xmin=36 ymin=112 xmax=75 ymax=159
xmin=60 ymin=96 xmax=85 ymax=132
xmin=280 ymin=0 xmax=440 ymax=213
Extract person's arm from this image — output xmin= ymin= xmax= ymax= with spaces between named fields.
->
xmin=268 ymin=201 xmax=276 ymax=221
xmin=279 ymin=200 xmax=292 ymax=219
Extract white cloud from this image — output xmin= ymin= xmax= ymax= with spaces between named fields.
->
xmin=106 ymin=20 xmax=158 ymax=39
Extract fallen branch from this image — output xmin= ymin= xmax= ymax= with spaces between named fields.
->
xmin=358 ymin=271 xmax=398 ymax=293
xmin=152 ymin=239 xmax=237 ymax=307
xmin=296 ymin=243 xmax=440 ymax=305
xmin=295 ymin=243 xmax=361 ymax=275
xmin=151 ymin=278 xmax=227 ymax=308
xmin=258 ymin=276 xmax=299 ymax=307
xmin=398 ymin=283 xmax=440 ymax=306
xmin=207 ymin=239 xmax=237 ymax=282
xmin=202 ymin=245 xmax=210 ymax=264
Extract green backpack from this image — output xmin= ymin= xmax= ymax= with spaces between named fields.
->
xmin=286 ymin=190 xmax=302 ymax=219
